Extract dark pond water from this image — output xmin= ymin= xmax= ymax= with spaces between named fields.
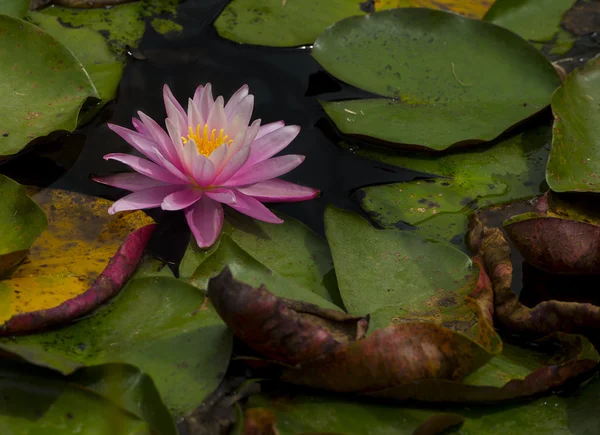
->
xmin=2 ymin=0 xmax=426 ymax=271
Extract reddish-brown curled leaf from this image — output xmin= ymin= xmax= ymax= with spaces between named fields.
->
xmin=468 ymin=213 xmax=600 ymax=339
xmin=0 ymin=224 xmax=155 ymax=335
xmin=207 ymin=267 xmax=368 ymax=365
xmin=243 ymin=408 xmax=278 ymax=435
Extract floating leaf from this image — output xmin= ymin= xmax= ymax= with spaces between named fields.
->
xmin=208 ymin=267 xmax=367 ymax=365
xmin=547 ymin=58 xmax=600 ymax=193
xmin=0 ymin=15 xmax=98 ymax=157
xmin=378 ymin=0 xmax=495 ymax=19
xmin=0 ymin=189 xmax=155 ymax=333
xmin=0 ymin=277 xmax=233 ymax=417
xmin=0 ymin=362 xmax=153 ymax=434
xmin=0 ymin=0 xmax=30 ymax=18
xmin=0 ymin=175 xmax=47 ymax=275
xmin=350 ymin=124 xmax=550 ymax=248
xmin=72 ymin=363 xmax=177 ymax=435
xmin=214 ymin=0 xmax=366 ymax=47
xmin=189 ymin=235 xmax=341 ymax=310
xmin=26 ymin=12 xmax=124 ymax=108
xmin=181 ymin=211 xmax=338 ymax=304
xmin=39 ymin=0 xmax=180 ymax=54
xmin=484 ymin=0 xmax=576 ymax=43
xmin=313 ymin=9 xmax=560 ymax=150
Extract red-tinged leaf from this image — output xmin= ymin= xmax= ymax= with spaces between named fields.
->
xmin=244 ymin=408 xmax=278 ymax=435
xmin=208 ymin=267 xmax=368 ymax=365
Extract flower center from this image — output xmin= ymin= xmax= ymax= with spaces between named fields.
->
xmin=182 ymin=124 xmax=233 ymax=156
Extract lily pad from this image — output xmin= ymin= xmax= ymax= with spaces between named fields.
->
xmin=483 ymin=0 xmax=576 ymax=43
xmin=0 ymin=175 xmax=47 ymax=275
xmin=39 ymin=0 xmax=180 ymax=55
xmin=71 ymin=363 xmax=177 ymax=435
xmin=0 ymin=189 xmax=155 ymax=334
xmin=0 ymin=0 xmax=30 ymax=18
xmin=313 ymin=9 xmax=560 ymax=150
xmin=214 ymin=0 xmax=366 ymax=47
xmin=350 ymin=124 xmax=551 ymax=248
xmin=181 ymin=211 xmax=339 ymax=304
xmin=0 ymin=277 xmax=233 ymax=417
xmin=26 ymin=12 xmax=124 ymax=108
xmin=546 ymin=58 xmax=600 ymax=193
xmin=380 ymin=0 xmax=495 ymax=18
xmin=0 ymin=362 xmax=153 ymax=434
xmin=189 ymin=235 xmax=341 ymax=311
xmin=0 ymin=15 xmax=98 ymax=157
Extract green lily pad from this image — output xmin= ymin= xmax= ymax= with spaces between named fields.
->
xmin=248 ymin=371 xmax=600 ymax=434
xmin=0 ymin=15 xmax=98 ymax=157
xmin=39 ymin=0 xmax=180 ymax=55
xmin=483 ymin=0 xmax=576 ymax=43
xmin=0 ymin=0 xmax=30 ymax=18
xmin=189 ymin=235 xmax=341 ymax=311
xmin=181 ymin=211 xmax=339 ymax=304
xmin=349 ymin=124 xmax=550 ymax=248
xmin=72 ymin=363 xmax=177 ymax=435
xmin=26 ymin=12 xmax=124 ymax=107
xmin=0 ymin=175 xmax=47 ymax=275
xmin=313 ymin=8 xmax=560 ymax=150
xmin=546 ymin=58 xmax=600 ymax=193
xmin=0 ymin=277 xmax=233 ymax=417
xmin=0 ymin=362 xmax=153 ymax=434
xmin=214 ymin=0 xmax=366 ymax=47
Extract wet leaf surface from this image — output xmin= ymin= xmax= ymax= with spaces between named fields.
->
xmin=0 ymin=0 xmax=30 ymax=18
xmin=350 ymin=125 xmax=550 ymax=249
xmin=0 ymin=277 xmax=233 ymax=417
xmin=0 ymin=15 xmax=98 ymax=157
xmin=0 ymin=175 xmax=47 ymax=276
xmin=0 ymin=189 xmax=154 ymax=333
xmin=484 ymin=0 xmax=576 ymax=43
xmin=313 ymin=9 xmax=560 ymax=150
xmin=181 ymin=211 xmax=339 ymax=304
xmin=547 ymin=58 xmax=600 ymax=193
xmin=0 ymin=362 xmax=153 ymax=434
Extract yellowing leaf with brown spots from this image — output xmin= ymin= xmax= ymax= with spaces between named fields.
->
xmin=375 ymin=0 xmax=496 ymax=19
xmin=0 ymin=189 xmax=155 ymax=334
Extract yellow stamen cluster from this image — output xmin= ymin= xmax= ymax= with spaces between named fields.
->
xmin=182 ymin=124 xmax=233 ymax=156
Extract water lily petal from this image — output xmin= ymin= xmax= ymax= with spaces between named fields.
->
xmin=209 ymin=143 xmax=229 ymax=169
xmin=163 ymin=84 xmax=188 ymax=134
xmin=224 ymin=155 xmax=305 ymax=187
xmin=194 ymin=83 xmax=214 ymax=120
xmin=230 ymin=94 xmax=254 ymax=129
xmin=227 ymin=190 xmax=283 ymax=224
xmin=212 ymin=143 xmax=252 ymax=185
xmin=138 ymin=110 xmax=182 ymax=167
xmin=207 ymin=96 xmax=226 ymax=132
xmin=191 ymin=153 xmax=216 ymax=187
xmin=93 ymin=172 xmax=167 ymax=192
xmin=244 ymin=125 xmax=300 ymax=168
xmin=131 ymin=117 xmax=149 ymax=136
xmin=242 ymin=118 xmax=261 ymax=148
xmin=224 ymin=84 xmax=249 ymax=120
xmin=185 ymin=196 xmax=224 ymax=248
xmin=151 ymin=149 xmax=190 ymax=183
xmin=109 ymin=185 xmax=182 ymax=214
xmin=161 ymin=187 xmax=204 ymax=211
xmin=237 ymin=179 xmax=319 ymax=202
xmin=187 ymin=97 xmax=205 ymax=132
xmin=165 ymin=118 xmax=188 ymax=168
xmin=205 ymin=187 xmax=237 ymax=204
xmin=104 ymin=153 xmax=185 ymax=184
xmin=256 ymin=121 xmax=285 ymax=139
xmin=108 ymin=124 xmax=164 ymax=163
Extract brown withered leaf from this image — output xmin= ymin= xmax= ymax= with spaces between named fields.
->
xmin=208 ymin=267 xmax=368 ymax=366
xmin=468 ymin=212 xmax=600 ymax=339
xmin=243 ymin=408 xmax=279 ymax=435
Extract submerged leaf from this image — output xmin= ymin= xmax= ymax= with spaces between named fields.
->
xmin=0 ymin=277 xmax=233 ymax=417
xmin=547 ymin=58 xmax=600 ymax=193
xmin=0 ymin=175 xmax=47 ymax=276
xmin=0 ymin=189 xmax=155 ymax=333
xmin=0 ymin=15 xmax=98 ymax=157
xmin=313 ymin=9 xmax=560 ymax=150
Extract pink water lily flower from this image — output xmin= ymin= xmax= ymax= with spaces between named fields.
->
xmin=94 ymin=83 xmax=319 ymax=248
